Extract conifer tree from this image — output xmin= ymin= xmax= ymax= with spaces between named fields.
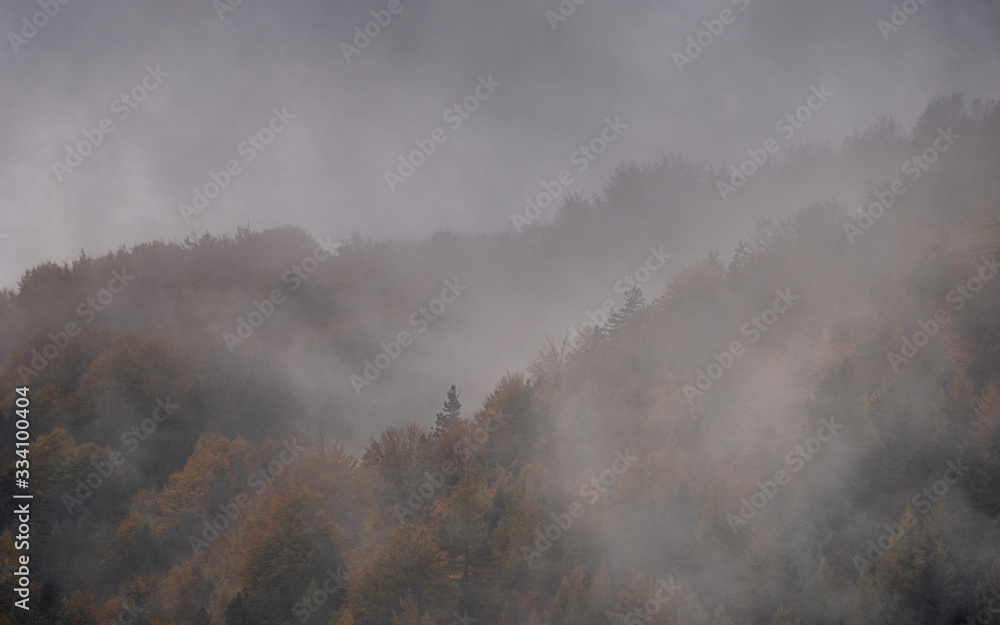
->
xmin=435 ymin=385 xmax=462 ymax=436
xmin=224 ymin=589 xmax=253 ymax=625
xmin=605 ymin=286 xmax=646 ymax=338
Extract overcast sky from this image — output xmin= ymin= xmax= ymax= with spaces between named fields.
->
xmin=1 ymin=0 xmax=998 ymax=289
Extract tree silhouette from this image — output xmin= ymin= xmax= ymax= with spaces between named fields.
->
xmin=434 ymin=385 xmax=462 ymax=436
xmin=604 ymin=285 xmax=646 ymax=338
xmin=224 ymin=589 xmax=253 ymax=625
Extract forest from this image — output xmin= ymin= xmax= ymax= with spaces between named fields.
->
xmin=2 ymin=92 xmax=1000 ymax=625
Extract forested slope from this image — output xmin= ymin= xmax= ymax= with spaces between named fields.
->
xmin=2 ymin=93 xmax=1000 ymax=625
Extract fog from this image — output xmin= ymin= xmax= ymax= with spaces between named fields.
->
xmin=1 ymin=0 xmax=998 ymax=289
xmin=2 ymin=2 xmax=1000 ymax=625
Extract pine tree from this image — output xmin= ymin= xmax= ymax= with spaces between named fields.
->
xmin=727 ymin=238 xmax=753 ymax=284
xmin=192 ymin=606 xmax=213 ymax=625
xmin=37 ymin=580 xmax=65 ymax=625
xmin=225 ymin=590 xmax=253 ymax=625
xmin=605 ymin=286 xmax=646 ymax=337
xmin=434 ymin=385 xmax=462 ymax=436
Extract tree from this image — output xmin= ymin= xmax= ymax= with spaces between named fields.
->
xmin=438 ymin=470 xmax=494 ymax=607
xmin=102 ymin=513 xmax=163 ymax=587
xmin=224 ymin=590 xmax=253 ymax=625
xmin=727 ymin=239 xmax=753 ymax=283
xmin=972 ymin=382 xmax=1000 ymax=461
xmin=607 ymin=573 xmax=670 ymax=625
xmin=341 ymin=524 xmax=458 ymax=624
xmin=604 ymin=286 xmax=646 ymax=338
xmin=528 ymin=335 xmax=570 ymax=386
xmin=434 ymin=385 xmax=462 ymax=436
xmin=391 ymin=592 xmax=434 ymax=625
xmin=192 ymin=607 xmax=213 ymax=625
xmin=362 ymin=424 xmax=436 ymax=503
xmin=38 ymin=580 xmax=66 ymax=625
xmin=710 ymin=604 xmax=734 ymax=625
xmin=240 ymin=487 xmax=346 ymax=624
xmin=547 ymin=567 xmax=599 ymax=625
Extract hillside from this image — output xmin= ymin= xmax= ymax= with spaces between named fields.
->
xmin=2 ymin=93 xmax=1000 ymax=625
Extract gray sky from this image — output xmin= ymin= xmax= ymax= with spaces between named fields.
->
xmin=1 ymin=0 xmax=998 ymax=289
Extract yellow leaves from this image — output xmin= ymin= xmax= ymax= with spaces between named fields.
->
xmin=77 ymin=335 xmax=193 ymax=412
xmin=810 ymin=328 xmax=856 ymax=381
xmin=239 ymin=486 xmax=345 ymax=600
xmin=31 ymin=427 xmax=110 ymax=499
xmin=155 ymin=434 xmax=257 ymax=528
xmin=344 ymin=523 xmax=457 ymax=623
xmin=158 ymin=562 xmax=206 ymax=623
xmin=62 ymin=590 xmax=100 ymax=625
xmin=391 ymin=591 xmax=434 ymax=625
xmin=112 ymin=511 xmax=147 ymax=543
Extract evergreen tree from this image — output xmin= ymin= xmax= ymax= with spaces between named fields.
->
xmin=192 ymin=606 xmax=213 ymax=625
xmin=605 ymin=286 xmax=646 ymax=338
xmin=224 ymin=590 xmax=254 ymax=625
xmin=434 ymin=385 xmax=462 ymax=436
xmin=38 ymin=580 xmax=65 ymax=625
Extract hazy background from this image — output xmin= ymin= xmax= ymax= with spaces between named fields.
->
xmin=3 ymin=2 xmax=1000 ymax=623
xmin=2 ymin=0 xmax=999 ymax=289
